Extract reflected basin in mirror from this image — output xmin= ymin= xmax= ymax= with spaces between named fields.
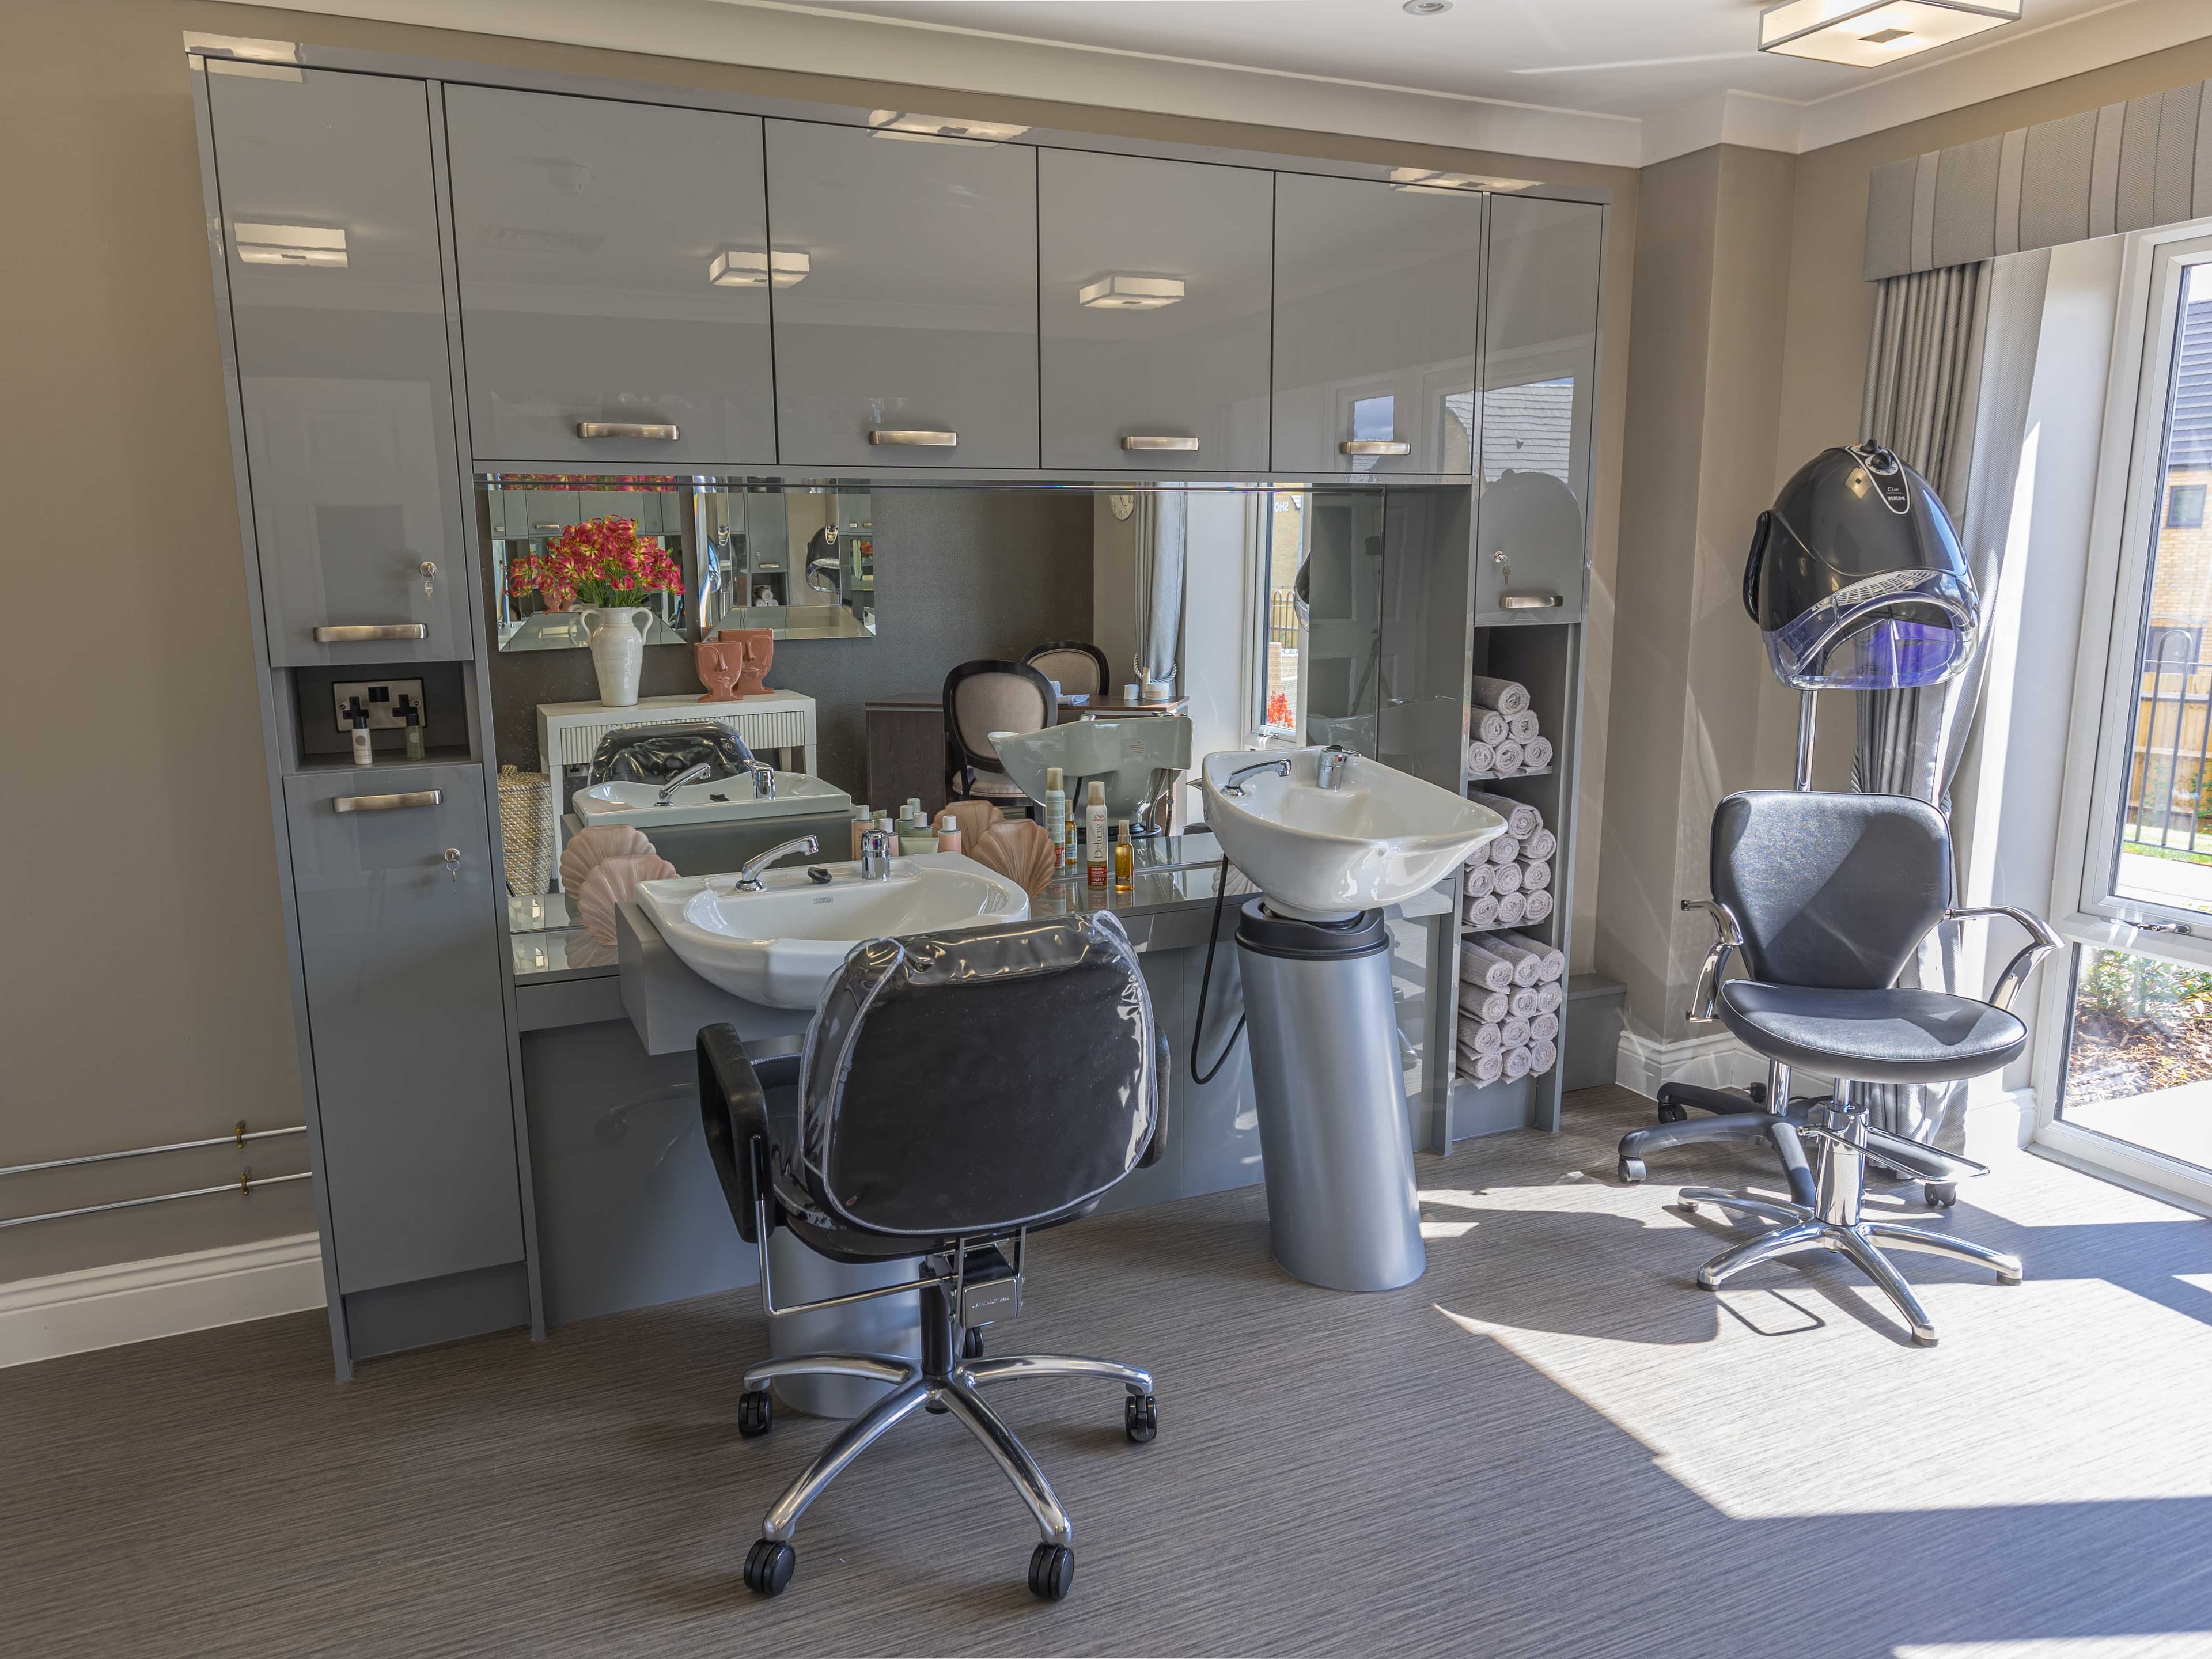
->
xmin=1199 ymin=747 xmax=1503 ymax=920
xmin=638 ymin=853 xmax=1031 ymax=1008
xmin=573 ymin=771 xmax=852 ymax=828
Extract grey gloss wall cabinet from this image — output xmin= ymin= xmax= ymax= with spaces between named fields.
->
xmin=1037 ymin=150 xmax=1273 ymax=471
xmin=281 ymin=768 xmax=522 ymax=1294
xmin=444 ymin=88 xmax=777 ymax=466
xmin=1472 ymin=196 xmax=1604 ymax=620
xmin=766 ymin=121 xmax=1039 ymax=468
xmin=207 ymin=66 xmax=473 ymax=668
xmin=1272 ymin=174 xmax=1484 ymax=478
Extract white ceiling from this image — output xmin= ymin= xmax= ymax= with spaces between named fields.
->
xmin=221 ymin=0 xmax=2212 ymax=165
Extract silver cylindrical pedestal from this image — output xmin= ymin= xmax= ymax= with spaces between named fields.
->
xmin=1235 ymin=898 xmax=1425 ymax=1292
xmin=764 ymin=1230 xmax=925 ymax=1418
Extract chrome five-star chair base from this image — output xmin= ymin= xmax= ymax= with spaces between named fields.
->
xmin=1681 ymin=1100 xmax=2021 ymax=1347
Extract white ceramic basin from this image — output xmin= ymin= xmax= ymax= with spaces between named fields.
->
xmin=1199 ymin=747 xmax=1504 ymax=920
xmin=574 ymin=771 xmax=851 ymax=829
xmin=993 ymin=718 xmax=1194 ymax=818
xmin=638 ymin=851 xmax=1031 ymax=1009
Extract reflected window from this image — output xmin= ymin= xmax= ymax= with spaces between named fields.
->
xmin=1261 ymin=491 xmax=1305 ymax=737
xmin=2061 ymin=942 xmax=2212 ymax=1172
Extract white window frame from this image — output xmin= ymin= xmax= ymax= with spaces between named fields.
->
xmin=2033 ymin=220 xmax=2212 ymax=1207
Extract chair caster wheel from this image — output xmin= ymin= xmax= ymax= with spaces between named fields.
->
xmin=744 ymin=1538 xmax=794 ymax=1596
xmin=1619 ymin=1157 xmax=1646 ymax=1184
xmin=962 ymin=1326 xmax=986 ymax=1360
xmin=1028 ymin=1542 xmax=1074 ymax=1600
xmin=1124 ymin=1393 xmax=1157 ymax=1444
xmin=1924 ymin=1183 xmax=1957 ymax=1210
xmin=737 ymin=1389 xmax=773 ymax=1438
xmin=1676 ymin=1198 xmax=1699 ymax=1214
xmin=1657 ymin=1103 xmax=1688 ymax=1124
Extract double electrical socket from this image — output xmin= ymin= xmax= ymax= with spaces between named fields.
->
xmin=332 ymin=679 xmax=425 ymax=733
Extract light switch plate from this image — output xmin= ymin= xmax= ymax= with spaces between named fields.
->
xmin=332 ymin=679 xmax=425 ymax=733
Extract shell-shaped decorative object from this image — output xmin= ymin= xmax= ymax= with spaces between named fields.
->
xmin=559 ymin=824 xmax=655 ymax=898
xmin=940 ymin=798 xmax=1002 ymax=850
xmin=970 ymin=819 xmax=1057 ymax=897
xmin=575 ymin=851 xmax=678 ymax=947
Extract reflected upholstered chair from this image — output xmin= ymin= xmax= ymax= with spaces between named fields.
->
xmin=944 ymin=659 xmax=1055 ymax=809
xmin=1024 ymin=640 xmax=1109 ymax=698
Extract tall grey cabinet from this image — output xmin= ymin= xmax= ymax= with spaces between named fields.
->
xmin=444 ymin=86 xmax=777 ymax=467
xmin=202 ymin=60 xmax=537 ymax=1376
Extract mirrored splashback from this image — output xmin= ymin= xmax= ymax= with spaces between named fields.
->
xmin=479 ymin=475 xmax=874 ymax=652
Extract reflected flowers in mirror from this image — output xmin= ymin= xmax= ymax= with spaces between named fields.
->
xmin=506 ymin=516 xmax=683 ymax=613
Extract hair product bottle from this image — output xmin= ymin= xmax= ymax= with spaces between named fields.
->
xmin=1085 ymin=781 xmax=1109 ymax=889
xmin=349 ymin=710 xmax=373 ymax=767
xmin=1044 ymin=767 xmax=1067 ymax=869
xmin=1113 ymin=820 xmax=1134 ymax=892
xmin=935 ymin=813 xmax=961 ymax=854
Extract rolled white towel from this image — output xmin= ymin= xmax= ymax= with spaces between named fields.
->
xmin=1463 ymin=861 xmax=1495 ymax=899
xmin=1530 ymin=1011 xmax=1559 ymax=1043
xmin=1495 ymin=891 xmax=1527 ymax=926
xmin=1492 ymin=861 xmax=1524 ymax=895
xmin=1522 ymin=889 xmax=1554 ymax=923
xmin=1488 ymin=835 xmax=1522 ymax=866
xmin=1458 ymin=984 xmax=1510 ymax=1022
xmin=1535 ymin=981 xmax=1563 ymax=1014
xmin=1460 ymin=1049 xmax=1503 ymax=1085
xmin=1465 ymin=740 xmax=1495 ymax=778
xmin=1522 ymin=736 xmax=1554 ymax=771
xmin=1520 ymin=859 xmax=1551 ymax=892
xmin=1506 ymin=711 xmax=1540 ymax=743
xmin=1500 ymin=1014 xmax=1531 ymax=1049
xmin=1464 ymin=892 xmax=1500 ymax=929
xmin=1469 ymin=676 xmax=1530 ymax=717
xmin=1528 ymin=1040 xmax=1556 ymax=1076
xmin=1484 ymin=936 xmax=1545 ymax=987
xmin=1491 ymin=739 xmax=1525 ymax=775
xmin=1464 ymin=1020 xmax=1503 ymax=1054
xmin=1474 ymin=709 xmax=1508 ymax=747
xmin=1469 ymin=792 xmax=1540 ymax=840
xmin=1503 ymin=931 xmax=1566 ymax=983
xmin=1510 ymin=986 xmax=1541 ymax=1018
xmin=1503 ymin=1045 xmax=1532 ymax=1080
xmin=1458 ymin=941 xmax=1515 ymax=991
xmin=1524 ymin=827 xmax=1557 ymax=861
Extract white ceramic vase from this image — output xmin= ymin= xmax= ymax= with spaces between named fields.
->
xmin=581 ymin=605 xmax=651 ymax=707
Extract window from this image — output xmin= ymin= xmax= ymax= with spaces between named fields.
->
xmin=1259 ymin=490 xmax=1306 ymax=738
xmin=2173 ymin=482 xmax=2207 ymax=528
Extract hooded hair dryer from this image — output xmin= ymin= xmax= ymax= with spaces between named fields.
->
xmin=1745 ymin=443 xmax=1978 ymax=692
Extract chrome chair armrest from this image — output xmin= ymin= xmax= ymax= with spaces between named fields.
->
xmin=1682 ymin=897 xmax=1745 ymax=1022
xmin=1936 ymin=906 xmax=2063 ymax=1013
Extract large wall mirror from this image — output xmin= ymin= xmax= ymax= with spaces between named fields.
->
xmin=481 ymin=475 xmax=874 ymax=652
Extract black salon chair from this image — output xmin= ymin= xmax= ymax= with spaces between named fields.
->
xmin=697 ymin=911 xmax=1167 ymax=1602
xmin=944 ymin=658 xmax=1056 ymax=808
xmin=1024 ymin=639 xmax=1110 ymax=698
xmin=1656 ymin=791 xmax=2058 ymax=1346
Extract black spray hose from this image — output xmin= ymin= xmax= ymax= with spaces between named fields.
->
xmin=1191 ymin=854 xmax=1246 ymax=1086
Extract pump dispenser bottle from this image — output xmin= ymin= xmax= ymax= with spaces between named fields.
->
xmin=1113 ymin=820 xmax=1134 ymax=892
xmin=349 ymin=710 xmax=373 ymax=767
xmin=1044 ymin=767 xmax=1067 ymax=870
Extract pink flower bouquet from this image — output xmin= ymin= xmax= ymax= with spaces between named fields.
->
xmin=506 ymin=516 xmax=684 ymax=612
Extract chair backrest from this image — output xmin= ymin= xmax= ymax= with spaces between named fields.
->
xmin=944 ymin=660 xmax=1055 ymax=772
xmin=796 ymin=913 xmax=1166 ymax=1237
xmin=1711 ymin=791 xmax=1950 ymax=990
xmin=1025 ymin=641 xmax=1109 ymax=698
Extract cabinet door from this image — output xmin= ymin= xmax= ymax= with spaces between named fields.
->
xmin=1473 ymin=196 xmax=1604 ymax=620
xmin=445 ymin=87 xmax=776 ymax=467
xmin=284 ymin=766 xmax=522 ymax=1295
xmin=1272 ymin=173 xmax=1483 ymax=478
xmin=1039 ymin=151 xmax=1272 ymax=471
xmin=207 ymin=66 xmax=471 ymax=668
xmin=767 ymin=120 xmax=1038 ymax=468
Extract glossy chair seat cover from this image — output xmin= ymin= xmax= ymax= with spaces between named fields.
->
xmin=1717 ymin=983 xmax=2027 ymax=1084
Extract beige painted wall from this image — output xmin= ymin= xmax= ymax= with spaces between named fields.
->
xmin=1 ymin=0 xmax=1636 ymax=1283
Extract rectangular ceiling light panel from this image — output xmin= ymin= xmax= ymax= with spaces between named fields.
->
xmin=1759 ymin=0 xmax=2021 ymax=66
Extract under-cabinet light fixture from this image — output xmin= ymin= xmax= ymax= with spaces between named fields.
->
xmin=233 ymin=222 xmax=347 ymax=267
xmin=1388 ymin=168 xmax=1543 ymax=193
xmin=709 ymin=249 xmax=810 ymax=289
xmin=1758 ymin=0 xmax=2021 ymax=66
xmin=1077 ymin=274 xmax=1185 ymax=310
xmin=866 ymin=110 xmax=1030 ymax=143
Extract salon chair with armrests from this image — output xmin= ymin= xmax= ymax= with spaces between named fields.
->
xmin=1658 ymin=790 xmax=2058 ymax=1346
xmin=697 ymin=910 xmax=1166 ymax=1602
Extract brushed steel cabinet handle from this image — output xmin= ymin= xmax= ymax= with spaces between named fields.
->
xmin=577 ymin=422 xmax=679 ymax=440
xmin=334 ymin=789 xmax=442 ymax=814
xmin=869 ymin=430 xmax=957 ymax=447
xmin=315 ymin=623 xmax=427 ymax=643
xmin=1340 ymin=440 xmax=1411 ymax=456
xmin=1500 ymin=592 xmax=1564 ymax=610
xmin=1122 ymin=435 xmax=1199 ymax=452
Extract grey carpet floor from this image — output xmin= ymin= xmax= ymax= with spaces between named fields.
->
xmin=7 ymin=1086 xmax=2212 ymax=1658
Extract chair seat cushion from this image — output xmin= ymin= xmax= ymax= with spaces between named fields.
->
xmin=1717 ymin=981 xmax=2027 ymax=1084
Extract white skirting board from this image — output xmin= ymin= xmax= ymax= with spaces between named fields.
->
xmin=0 ymin=1233 xmax=324 ymax=1370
